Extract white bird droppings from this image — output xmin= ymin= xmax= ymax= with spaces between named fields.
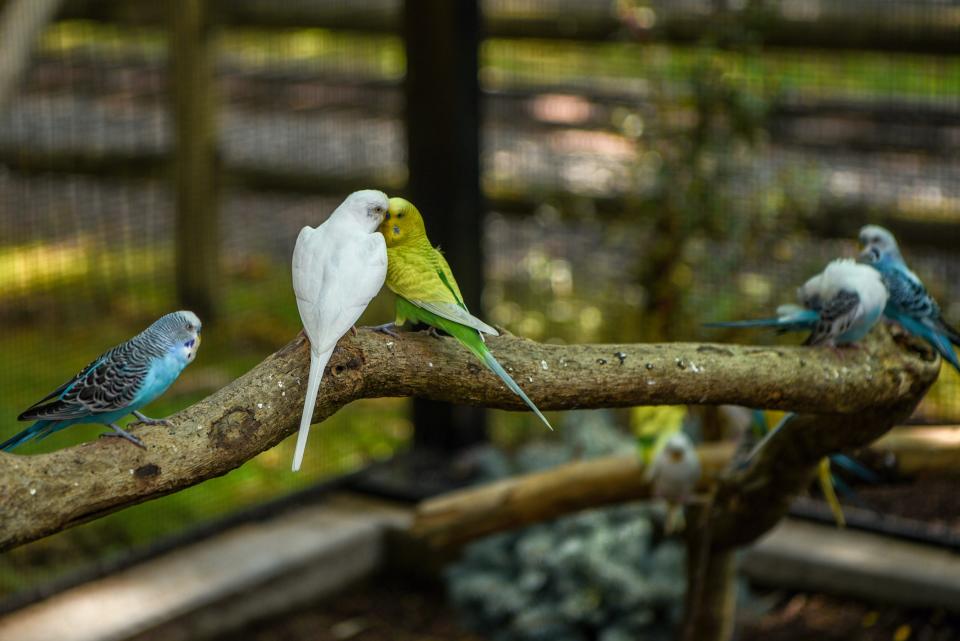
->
xmin=278 ymin=381 xmax=284 ymax=389
xmin=528 ymin=377 xmax=534 ymax=383
xmin=257 ymin=402 xmax=264 ymax=409
xmin=29 ymin=488 xmax=36 ymax=496
xmin=428 ymin=362 xmax=434 ymax=368
xmin=540 ymin=360 xmax=548 ymax=370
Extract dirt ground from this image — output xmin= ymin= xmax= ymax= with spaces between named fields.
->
xmin=215 ymin=576 xmax=960 ymax=641
xmin=215 ymin=578 xmax=482 ymax=641
xmin=740 ymin=592 xmax=960 ymax=641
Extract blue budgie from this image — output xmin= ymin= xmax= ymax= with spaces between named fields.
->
xmin=705 ymin=258 xmax=888 ymax=347
xmin=1 ymin=311 xmax=202 ymax=451
xmin=859 ymin=224 xmax=960 ymax=372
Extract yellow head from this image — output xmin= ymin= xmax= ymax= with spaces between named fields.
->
xmin=380 ymin=197 xmax=427 ymax=247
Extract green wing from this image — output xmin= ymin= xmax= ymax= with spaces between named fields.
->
xmin=387 ymin=245 xmax=498 ymax=335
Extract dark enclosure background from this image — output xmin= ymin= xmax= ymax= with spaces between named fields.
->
xmin=1 ymin=0 xmax=958 ymax=598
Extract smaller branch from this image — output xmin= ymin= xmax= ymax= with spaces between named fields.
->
xmin=412 ymin=443 xmax=733 ymax=547
xmin=411 ymin=425 xmax=954 ymax=548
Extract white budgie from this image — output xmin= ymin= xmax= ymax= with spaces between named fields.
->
xmin=649 ymin=432 xmax=701 ymax=534
xmin=291 ymin=190 xmax=388 ymax=472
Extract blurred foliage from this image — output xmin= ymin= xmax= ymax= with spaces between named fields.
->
xmin=447 ymin=413 xmax=685 ymax=641
xmin=39 ymin=21 xmax=960 ymax=100
xmin=626 ymin=46 xmax=774 ymax=340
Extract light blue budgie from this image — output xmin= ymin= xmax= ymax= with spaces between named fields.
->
xmin=1 ymin=311 xmax=202 ymax=451
xmin=705 ymin=258 xmax=888 ymax=347
xmin=859 ymin=224 xmax=960 ymax=372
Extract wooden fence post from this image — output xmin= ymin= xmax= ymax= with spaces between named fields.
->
xmin=169 ymin=0 xmax=219 ymax=322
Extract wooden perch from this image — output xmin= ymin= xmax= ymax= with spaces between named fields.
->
xmin=414 ymin=442 xmax=733 ymax=547
xmin=0 ymin=327 xmax=938 ymax=552
xmin=411 ymin=425 xmax=955 ymax=548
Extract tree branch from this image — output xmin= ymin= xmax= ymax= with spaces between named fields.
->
xmin=0 ymin=327 xmax=938 ymax=551
xmin=410 ymin=423 xmax=955 ymax=548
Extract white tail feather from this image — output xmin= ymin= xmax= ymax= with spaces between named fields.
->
xmin=291 ymin=346 xmax=335 ymax=472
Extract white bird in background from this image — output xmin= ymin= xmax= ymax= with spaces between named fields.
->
xmin=291 ymin=190 xmax=389 ymax=472
xmin=648 ymin=432 xmax=701 ymax=534
xmin=706 ymin=258 xmax=889 ymax=348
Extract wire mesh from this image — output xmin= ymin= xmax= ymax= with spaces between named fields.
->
xmin=0 ymin=0 xmax=958 ymax=604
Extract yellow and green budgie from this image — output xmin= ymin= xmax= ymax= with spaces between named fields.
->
xmin=378 ymin=197 xmax=553 ymax=431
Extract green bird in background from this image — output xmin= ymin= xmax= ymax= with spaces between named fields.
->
xmin=378 ymin=197 xmax=553 ymax=431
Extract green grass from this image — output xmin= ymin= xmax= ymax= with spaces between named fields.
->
xmin=37 ymin=21 xmax=960 ymax=102
xmin=483 ymin=39 xmax=960 ymax=99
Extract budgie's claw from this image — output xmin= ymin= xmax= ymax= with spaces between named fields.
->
xmin=368 ymin=322 xmax=400 ymax=338
xmin=100 ymin=424 xmax=147 ymax=449
xmin=131 ymin=411 xmax=169 ymax=426
xmin=426 ymin=326 xmax=443 ymax=340
xmin=349 ymin=325 xmax=358 ymax=337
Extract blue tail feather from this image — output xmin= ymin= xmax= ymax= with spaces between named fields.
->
xmin=704 ymin=308 xmax=818 ymax=332
xmin=829 ymin=453 xmax=881 ymax=484
xmin=894 ymin=313 xmax=960 ymax=373
xmin=704 ymin=318 xmax=793 ymax=329
xmin=1 ymin=420 xmax=54 ymax=451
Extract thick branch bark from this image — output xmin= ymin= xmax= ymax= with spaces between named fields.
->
xmin=0 ymin=327 xmax=937 ymax=551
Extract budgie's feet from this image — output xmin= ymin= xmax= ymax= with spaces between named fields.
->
xmin=426 ymin=326 xmax=443 ymax=340
xmin=368 ymin=322 xmax=400 ymax=338
xmin=131 ymin=410 xmax=170 ymax=426
xmin=100 ymin=423 xmax=146 ymax=449
xmin=349 ymin=325 xmax=358 ymax=337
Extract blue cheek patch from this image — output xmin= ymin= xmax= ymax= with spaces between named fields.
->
xmin=185 ymin=339 xmax=196 ymax=348
xmin=393 ymin=225 xmax=400 ymax=235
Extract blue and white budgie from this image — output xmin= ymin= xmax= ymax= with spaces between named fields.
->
xmin=859 ymin=224 xmax=960 ymax=372
xmin=291 ymin=190 xmax=388 ymax=472
xmin=1 ymin=311 xmax=201 ymax=451
xmin=648 ymin=431 xmax=701 ymax=534
xmin=706 ymin=258 xmax=888 ymax=347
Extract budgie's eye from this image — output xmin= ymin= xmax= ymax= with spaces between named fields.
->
xmin=186 ymin=323 xmax=194 ymax=332
xmin=396 ymin=212 xmax=404 ymax=219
